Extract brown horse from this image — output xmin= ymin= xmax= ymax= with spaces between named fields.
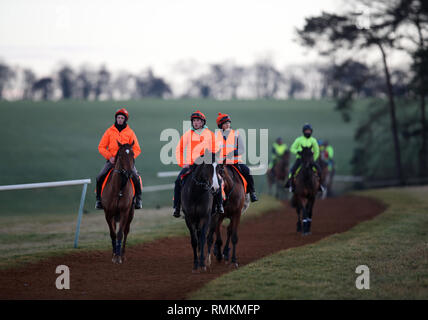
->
xmin=267 ymin=151 xmax=290 ymax=199
xmin=317 ymin=158 xmax=329 ymax=199
xmin=207 ymin=164 xmax=247 ymax=268
xmin=102 ymin=142 xmax=135 ymax=264
xmin=290 ymin=146 xmax=319 ymax=235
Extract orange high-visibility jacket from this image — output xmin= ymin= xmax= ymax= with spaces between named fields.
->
xmin=215 ymin=129 xmax=242 ymax=164
xmin=98 ymin=125 xmax=141 ymax=160
xmin=175 ymin=127 xmax=218 ymax=167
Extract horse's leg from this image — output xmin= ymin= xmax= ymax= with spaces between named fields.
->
xmin=295 ymin=199 xmax=302 ymax=233
xmin=214 ymin=216 xmax=224 ymax=262
xmin=198 ymin=218 xmax=210 ymax=272
xmin=223 ymin=222 xmax=232 ymax=263
xmin=230 ymin=212 xmax=241 ymax=268
xmin=307 ymin=197 xmax=315 ymax=234
xmin=121 ymin=207 xmax=134 ymax=262
xmin=207 ymin=214 xmax=219 ymax=269
xmin=302 ymin=199 xmax=310 ymax=236
xmin=186 ymin=219 xmax=199 ymax=272
xmin=105 ymin=214 xmax=117 ymax=262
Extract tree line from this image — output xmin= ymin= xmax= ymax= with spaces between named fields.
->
xmin=297 ymin=0 xmax=428 ymax=183
xmin=0 ymin=57 xmax=411 ymax=102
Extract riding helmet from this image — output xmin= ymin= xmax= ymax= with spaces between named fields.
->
xmin=216 ymin=113 xmax=231 ymax=128
xmin=191 ymin=110 xmax=206 ymax=125
xmin=115 ymin=108 xmax=129 ymax=121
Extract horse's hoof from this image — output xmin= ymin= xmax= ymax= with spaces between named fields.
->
xmin=201 ymin=266 xmax=207 ymax=272
xmin=234 ymin=263 xmax=239 ymax=269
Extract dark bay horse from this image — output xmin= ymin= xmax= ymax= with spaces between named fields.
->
xmin=267 ymin=151 xmax=290 ymax=199
xmin=317 ymin=157 xmax=335 ymax=199
xmin=102 ymin=142 xmax=136 ymax=264
xmin=290 ymin=147 xmax=320 ymax=236
xmin=207 ymin=164 xmax=247 ymax=269
xmin=181 ymin=155 xmax=220 ymax=273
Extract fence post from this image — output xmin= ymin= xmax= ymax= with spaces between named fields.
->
xmin=74 ymin=183 xmax=88 ymax=248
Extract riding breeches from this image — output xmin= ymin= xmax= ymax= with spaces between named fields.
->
xmin=173 ymin=167 xmax=190 ymax=208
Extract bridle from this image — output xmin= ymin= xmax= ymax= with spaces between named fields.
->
xmin=114 ymin=150 xmax=134 ymax=197
xmin=191 ymin=165 xmax=218 ymax=196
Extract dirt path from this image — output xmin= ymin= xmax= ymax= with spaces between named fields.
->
xmin=0 ymin=195 xmax=385 ymax=300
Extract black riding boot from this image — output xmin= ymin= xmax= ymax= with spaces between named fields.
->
xmin=173 ymin=177 xmax=182 ymax=218
xmin=285 ymin=159 xmax=301 ymax=192
xmin=132 ymin=176 xmax=143 ymax=209
xmin=95 ymin=161 xmax=113 ymax=210
xmin=238 ymin=164 xmax=258 ymax=202
xmin=95 ymin=180 xmax=103 ymax=209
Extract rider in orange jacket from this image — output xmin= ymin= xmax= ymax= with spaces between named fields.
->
xmin=96 ymin=108 xmax=143 ymax=209
xmin=216 ymin=113 xmax=258 ymax=202
xmin=173 ymin=110 xmax=223 ymax=218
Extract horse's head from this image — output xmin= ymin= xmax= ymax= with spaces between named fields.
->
xmin=298 ymin=147 xmax=314 ymax=168
xmin=192 ymin=152 xmax=220 ymax=192
xmin=115 ymin=141 xmax=135 ymax=171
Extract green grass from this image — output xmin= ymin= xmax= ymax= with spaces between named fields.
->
xmin=0 ymin=99 xmax=366 ymax=215
xmin=190 ymin=186 xmax=428 ymax=300
xmin=0 ymin=194 xmax=281 ymax=270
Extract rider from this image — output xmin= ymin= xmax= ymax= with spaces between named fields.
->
xmin=284 ymin=123 xmax=325 ymax=193
xmin=215 ymin=112 xmax=258 ymax=202
xmin=173 ymin=110 xmax=223 ymax=218
xmin=269 ymin=137 xmax=288 ymax=170
xmin=319 ymin=140 xmax=335 ymax=171
xmin=96 ymin=108 xmax=143 ymax=209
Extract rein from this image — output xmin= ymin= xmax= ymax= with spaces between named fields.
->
xmin=113 ymin=158 xmax=133 ymax=198
xmin=224 ymin=166 xmax=236 ymax=203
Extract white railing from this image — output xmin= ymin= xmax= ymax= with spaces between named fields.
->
xmin=0 ymin=179 xmax=91 ymax=249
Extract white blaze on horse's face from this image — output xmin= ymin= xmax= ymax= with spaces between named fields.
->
xmin=126 ymin=149 xmax=130 ymax=154
xmin=212 ymin=163 xmax=220 ymax=191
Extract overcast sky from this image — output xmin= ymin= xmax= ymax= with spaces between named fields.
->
xmin=0 ymin=0 xmax=342 ymax=77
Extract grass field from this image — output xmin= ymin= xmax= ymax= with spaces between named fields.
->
xmin=190 ymin=186 xmax=428 ymax=299
xmin=0 ymin=194 xmax=281 ymax=270
xmin=0 ymin=98 xmax=366 ymax=215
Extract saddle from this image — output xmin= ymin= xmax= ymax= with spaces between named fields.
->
xmin=231 ymin=165 xmax=247 ymax=193
xmin=292 ymin=165 xmax=319 ymax=184
xmin=101 ymin=169 xmax=136 ymax=197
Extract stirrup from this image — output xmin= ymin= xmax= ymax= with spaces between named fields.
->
xmin=250 ymin=192 xmax=258 ymax=202
xmin=173 ymin=208 xmax=181 ymax=218
xmin=95 ymin=199 xmax=103 ymax=210
xmin=134 ymin=198 xmax=142 ymax=209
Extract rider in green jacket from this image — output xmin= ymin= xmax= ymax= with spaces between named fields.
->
xmin=285 ymin=123 xmax=325 ymax=192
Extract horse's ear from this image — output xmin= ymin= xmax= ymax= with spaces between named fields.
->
xmin=117 ymin=141 xmax=123 ymax=148
xmin=131 ymin=140 xmax=135 ymax=147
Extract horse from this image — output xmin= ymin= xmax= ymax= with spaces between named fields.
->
xmin=267 ymin=150 xmax=290 ymax=199
xmin=102 ymin=142 xmax=136 ymax=264
xmin=317 ymin=158 xmax=329 ymax=199
xmin=290 ymin=146 xmax=320 ymax=236
xmin=207 ymin=164 xmax=248 ymax=269
xmin=181 ymin=154 xmax=220 ymax=273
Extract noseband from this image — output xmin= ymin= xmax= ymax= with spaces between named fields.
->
xmin=192 ymin=167 xmax=217 ymax=195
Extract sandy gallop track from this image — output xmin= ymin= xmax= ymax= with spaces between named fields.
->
xmin=0 ymin=195 xmax=385 ymax=300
